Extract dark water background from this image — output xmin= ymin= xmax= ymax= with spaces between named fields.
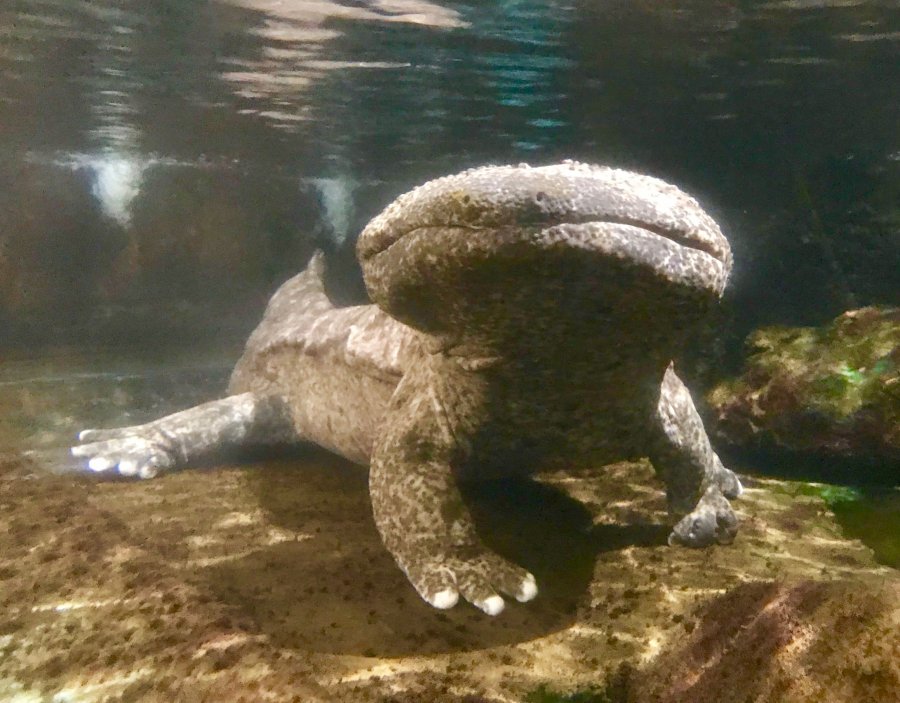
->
xmin=0 ymin=2 xmax=897 ymax=560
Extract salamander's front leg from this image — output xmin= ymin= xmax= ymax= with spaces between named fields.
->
xmin=650 ymin=364 xmax=743 ymax=548
xmin=370 ymin=375 xmax=537 ymax=615
xmin=71 ymin=393 xmax=295 ymax=478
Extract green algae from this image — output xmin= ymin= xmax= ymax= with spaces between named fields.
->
xmin=831 ymin=490 xmax=900 ymax=569
xmin=727 ymin=308 xmax=898 ymax=421
xmin=760 ymin=479 xmax=898 ymax=570
xmin=785 ymin=483 xmax=862 ymax=507
xmin=708 ymin=307 xmax=900 ymax=462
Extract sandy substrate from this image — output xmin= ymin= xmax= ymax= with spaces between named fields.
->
xmin=1 ymin=446 xmax=896 ymax=702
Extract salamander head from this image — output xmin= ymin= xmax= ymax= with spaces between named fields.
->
xmin=357 ymin=161 xmax=732 ymax=345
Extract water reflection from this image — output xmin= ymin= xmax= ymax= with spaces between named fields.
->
xmin=89 ymin=154 xmax=144 ymax=225
xmin=218 ymin=0 xmax=457 ymax=128
xmin=0 ymin=0 xmax=896 ymax=349
xmin=311 ymin=174 xmax=357 ymax=244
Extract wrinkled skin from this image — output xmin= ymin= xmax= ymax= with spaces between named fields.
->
xmin=73 ymin=161 xmax=742 ymax=615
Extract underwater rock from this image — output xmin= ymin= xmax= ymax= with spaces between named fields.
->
xmin=0 ymin=160 xmax=316 ymax=347
xmin=629 ymin=578 xmax=900 ymax=703
xmin=707 ymin=307 xmax=900 ymax=464
xmin=0 ymin=162 xmax=113 ymax=326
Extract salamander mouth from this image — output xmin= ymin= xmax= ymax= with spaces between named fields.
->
xmin=364 ymin=217 xmax=726 ymax=260
xmin=522 ymin=218 xmax=731 ymax=288
xmin=357 ymin=162 xmax=733 ymax=285
xmin=364 ymin=215 xmax=730 ymax=269
xmin=592 ymin=217 xmax=726 ymax=263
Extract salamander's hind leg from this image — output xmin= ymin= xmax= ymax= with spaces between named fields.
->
xmin=649 ymin=364 xmax=742 ymax=548
xmin=71 ymin=393 xmax=295 ymax=478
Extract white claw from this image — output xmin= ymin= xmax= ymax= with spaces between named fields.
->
xmin=429 ymin=588 xmax=459 ymax=610
xmin=71 ymin=445 xmax=89 ymax=457
xmin=88 ymin=456 xmax=113 ymax=472
xmin=477 ymin=595 xmax=505 ymax=616
xmin=118 ymin=459 xmax=138 ymax=476
xmin=516 ymin=574 xmax=538 ymax=603
xmin=734 ymin=476 xmax=744 ymax=497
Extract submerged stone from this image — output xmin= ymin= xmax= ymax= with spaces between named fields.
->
xmin=707 ymin=307 xmax=900 ymax=464
xmin=630 ymin=578 xmax=900 ymax=703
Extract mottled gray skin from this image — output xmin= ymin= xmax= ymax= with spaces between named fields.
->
xmin=73 ymin=161 xmax=742 ymax=615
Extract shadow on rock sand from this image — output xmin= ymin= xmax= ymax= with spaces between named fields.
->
xmin=204 ymin=450 xmax=669 ymax=657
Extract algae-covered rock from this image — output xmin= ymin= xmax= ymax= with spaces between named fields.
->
xmin=708 ymin=307 xmax=900 ymax=463
xmin=629 ymin=578 xmax=900 ymax=703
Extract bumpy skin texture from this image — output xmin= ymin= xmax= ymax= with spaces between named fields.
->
xmin=73 ymin=161 xmax=742 ymax=615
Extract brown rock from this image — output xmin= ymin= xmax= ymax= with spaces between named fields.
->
xmin=629 ymin=578 xmax=900 ymax=703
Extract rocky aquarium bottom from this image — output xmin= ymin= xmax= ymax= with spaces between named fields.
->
xmin=1 ymin=454 xmax=896 ymax=702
